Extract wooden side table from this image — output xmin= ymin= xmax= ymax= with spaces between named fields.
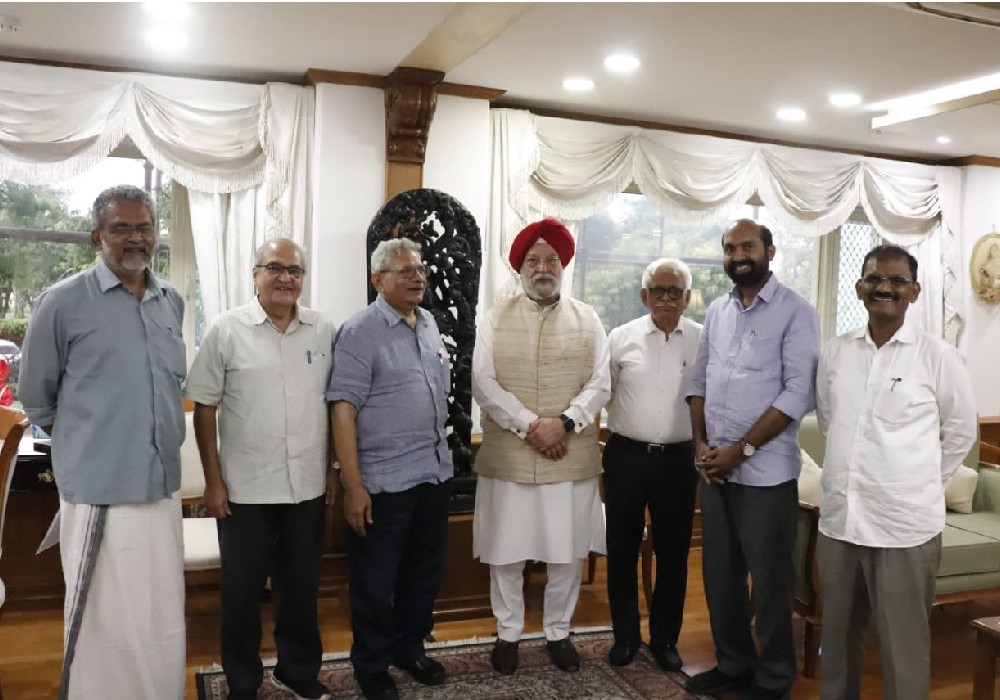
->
xmin=973 ymin=616 xmax=1000 ymax=700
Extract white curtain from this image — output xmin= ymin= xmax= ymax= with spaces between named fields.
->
xmin=488 ymin=108 xmax=965 ymax=341
xmin=0 ymin=61 xmax=315 ymax=323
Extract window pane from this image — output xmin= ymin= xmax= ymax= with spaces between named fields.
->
xmin=835 ymin=217 xmax=882 ymax=336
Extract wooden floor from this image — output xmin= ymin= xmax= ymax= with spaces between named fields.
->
xmin=0 ymin=547 xmax=996 ymax=699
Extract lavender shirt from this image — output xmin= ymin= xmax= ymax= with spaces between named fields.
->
xmin=326 ymin=295 xmax=453 ymax=494
xmin=687 ymin=274 xmax=820 ymax=486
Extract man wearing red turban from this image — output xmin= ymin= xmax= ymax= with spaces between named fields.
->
xmin=472 ymin=217 xmax=610 ymax=676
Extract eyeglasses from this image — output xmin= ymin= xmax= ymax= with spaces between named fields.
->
xmin=859 ymin=274 xmax=913 ymax=288
xmin=646 ymin=286 xmax=686 ymax=300
xmin=105 ymin=223 xmax=155 ymax=237
xmin=523 ymin=256 xmax=562 ymax=270
xmin=255 ymin=263 xmax=306 ymax=279
xmin=380 ymin=265 xmax=428 ymax=279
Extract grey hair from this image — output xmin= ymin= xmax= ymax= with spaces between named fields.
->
xmin=255 ymin=237 xmax=306 ymax=265
xmin=91 ymin=185 xmax=155 ymax=230
xmin=641 ymin=257 xmax=693 ymax=289
xmin=371 ymin=238 xmax=422 ymax=272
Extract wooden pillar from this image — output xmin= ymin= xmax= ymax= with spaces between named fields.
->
xmin=383 ymin=67 xmax=444 ymax=200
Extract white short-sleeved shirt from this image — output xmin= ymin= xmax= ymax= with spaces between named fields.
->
xmin=184 ymin=298 xmax=335 ymax=504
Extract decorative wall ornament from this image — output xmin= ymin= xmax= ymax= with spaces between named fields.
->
xmin=384 ymin=67 xmax=445 ymax=165
xmin=971 ymin=232 xmax=1000 ymax=303
xmin=366 ymin=188 xmax=482 ymax=512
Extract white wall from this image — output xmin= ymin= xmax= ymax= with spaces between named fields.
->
xmin=309 ymin=84 xmax=386 ymax=326
xmin=310 ymin=89 xmax=491 ymax=327
xmin=958 ymin=165 xmax=1000 ymax=416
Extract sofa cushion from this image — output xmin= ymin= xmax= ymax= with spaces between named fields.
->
xmin=182 ymin=517 xmax=220 ymax=571
xmin=798 ymin=449 xmax=822 ymax=507
xmin=939 ymin=524 xmax=1000 ymax=577
xmin=945 ymin=466 xmax=980 ymax=514
xmin=946 ymin=511 xmax=1000 ymax=541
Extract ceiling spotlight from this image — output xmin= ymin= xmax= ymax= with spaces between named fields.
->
xmin=829 ymin=92 xmax=862 ymax=108
xmin=776 ymin=107 xmax=807 ymax=122
xmin=937 ymin=135 xmax=952 ymax=145
xmin=144 ymin=1 xmax=191 ymax=21
xmin=604 ymin=54 xmax=641 ymax=73
xmin=145 ymin=26 xmax=187 ymax=51
xmin=563 ymin=77 xmax=595 ymax=92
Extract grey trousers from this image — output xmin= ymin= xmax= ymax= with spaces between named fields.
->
xmin=700 ymin=479 xmax=799 ymax=694
xmin=817 ymin=532 xmax=941 ymax=700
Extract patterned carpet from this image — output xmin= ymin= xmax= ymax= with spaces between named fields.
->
xmin=195 ymin=629 xmax=717 ymax=699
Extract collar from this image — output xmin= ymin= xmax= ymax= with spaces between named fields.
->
xmin=858 ymin=316 xmax=918 ymax=346
xmin=642 ymin=314 xmax=686 ymax=336
xmin=728 ymin=272 xmax=778 ymax=307
xmin=95 ymin=259 xmax=161 ymax=296
xmin=249 ymin=296 xmax=310 ymax=328
xmin=375 ymin=294 xmax=426 ymax=328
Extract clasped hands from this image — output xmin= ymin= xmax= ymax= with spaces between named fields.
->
xmin=694 ymin=441 xmax=744 ymax=485
xmin=526 ymin=417 xmax=569 ymax=461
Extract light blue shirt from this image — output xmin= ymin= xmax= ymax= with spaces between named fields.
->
xmin=19 ymin=260 xmax=186 ymax=504
xmin=687 ymin=274 xmax=820 ymax=486
xmin=326 ymin=296 xmax=453 ymax=494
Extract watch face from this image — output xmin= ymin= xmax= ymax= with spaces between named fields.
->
xmin=742 ymin=443 xmax=755 ymax=457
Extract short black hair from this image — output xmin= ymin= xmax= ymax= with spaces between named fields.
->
xmin=721 ymin=220 xmax=773 ymax=248
xmin=861 ymin=244 xmax=918 ymax=282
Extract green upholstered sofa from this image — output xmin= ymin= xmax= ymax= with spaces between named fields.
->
xmin=793 ymin=414 xmax=1000 ymax=677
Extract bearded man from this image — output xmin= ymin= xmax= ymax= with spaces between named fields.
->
xmin=472 ymin=218 xmax=610 ymax=676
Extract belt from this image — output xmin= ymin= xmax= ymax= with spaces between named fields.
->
xmin=611 ymin=433 xmax=691 ymax=454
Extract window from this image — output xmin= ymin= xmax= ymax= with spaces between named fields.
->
xmin=572 ymin=193 xmax=879 ymax=339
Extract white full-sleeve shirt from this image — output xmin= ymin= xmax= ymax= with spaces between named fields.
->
xmin=606 ymin=314 xmax=702 ymax=444
xmin=816 ymin=320 xmax=977 ymax=548
xmin=472 ymin=296 xmax=610 ymax=437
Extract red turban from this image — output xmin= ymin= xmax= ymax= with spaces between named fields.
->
xmin=508 ymin=218 xmax=575 ymax=271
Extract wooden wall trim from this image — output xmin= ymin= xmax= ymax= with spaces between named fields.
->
xmin=437 ymin=82 xmax=506 ymax=100
xmin=495 ymin=102 xmax=1000 ymax=169
xmin=308 ymin=67 xmax=504 ymax=101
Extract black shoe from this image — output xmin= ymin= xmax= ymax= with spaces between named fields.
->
xmin=353 ymin=670 xmax=399 ymax=700
xmin=607 ymin=639 xmax=641 ymax=666
xmin=225 ymin=692 xmax=258 ymax=700
xmin=394 ymin=655 xmax=445 ymax=686
xmin=739 ymin=684 xmax=791 ymax=700
xmin=491 ymin=639 xmax=520 ymax=675
xmin=546 ymin=637 xmax=581 ymax=672
xmin=272 ymin=668 xmax=330 ymax=700
xmin=685 ymin=666 xmax=752 ymax=694
xmin=649 ymin=643 xmax=683 ymax=672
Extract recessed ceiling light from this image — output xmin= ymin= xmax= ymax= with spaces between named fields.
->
xmin=937 ymin=135 xmax=952 ymax=145
xmin=829 ymin=92 xmax=862 ymax=108
xmin=143 ymin=1 xmax=191 ymax=22
xmin=604 ymin=54 xmax=641 ymax=74
xmin=776 ymin=107 xmax=807 ymax=122
xmin=145 ymin=26 xmax=186 ymax=51
xmin=563 ymin=77 xmax=595 ymax=92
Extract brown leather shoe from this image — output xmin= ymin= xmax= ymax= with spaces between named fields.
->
xmin=546 ymin=637 xmax=580 ymax=672
xmin=491 ymin=639 xmax=519 ymax=675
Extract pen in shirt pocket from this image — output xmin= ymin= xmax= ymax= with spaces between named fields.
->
xmin=306 ymin=350 xmax=312 ymax=365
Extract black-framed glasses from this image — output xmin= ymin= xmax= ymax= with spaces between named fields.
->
xmin=859 ymin=274 xmax=913 ymax=289
xmin=646 ymin=286 xmax=686 ymax=300
xmin=105 ymin=223 xmax=155 ymax=237
xmin=380 ymin=265 xmax=428 ymax=279
xmin=255 ymin=263 xmax=306 ymax=279
xmin=523 ymin=255 xmax=562 ymax=270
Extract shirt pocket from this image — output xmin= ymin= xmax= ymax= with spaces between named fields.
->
xmin=874 ymin=384 xmax=934 ymax=427
xmin=737 ymin=332 xmax=778 ymax=371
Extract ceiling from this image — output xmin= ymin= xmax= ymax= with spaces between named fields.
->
xmin=3 ymin=2 xmax=1000 ymax=160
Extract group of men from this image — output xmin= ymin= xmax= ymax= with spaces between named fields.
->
xmin=17 ymin=185 xmax=975 ymax=700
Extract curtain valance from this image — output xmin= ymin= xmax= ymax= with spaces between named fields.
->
xmin=0 ymin=61 xmax=265 ymax=193
xmin=489 ymin=108 xmax=964 ymax=342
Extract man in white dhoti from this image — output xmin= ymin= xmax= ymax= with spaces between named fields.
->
xmin=472 ymin=217 xmax=610 ymax=675
xmin=19 ymin=185 xmax=187 ymax=700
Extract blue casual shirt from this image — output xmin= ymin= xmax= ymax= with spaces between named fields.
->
xmin=325 ymin=295 xmax=453 ymax=494
xmin=18 ymin=260 xmax=186 ymax=504
xmin=687 ymin=274 xmax=819 ymax=486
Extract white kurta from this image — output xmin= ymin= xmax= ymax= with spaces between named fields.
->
xmin=472 ymin=296 xmax=610 ymax=564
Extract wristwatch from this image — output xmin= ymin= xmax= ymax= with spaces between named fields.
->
xmin=740 ymin=440 xmax=756 ymax=458
xmin=559 ymin=413 xmax=575 ymax=433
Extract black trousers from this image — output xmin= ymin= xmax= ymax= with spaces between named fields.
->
xmin=700 ymin=478 xmax=799 ymax=693
xmin=217 ymin=496 xmax=325 ymax=695
xmin=602 ymin=434 xmax=698 ymax=648
xmin=348 ymin=480 xmax=450 ymax=674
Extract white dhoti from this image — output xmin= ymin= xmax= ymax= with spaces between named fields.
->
xmin=473 ymin=476 xmax=605 ymax=641
xmin=60 ymin=493 xmax=185 ymax=700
